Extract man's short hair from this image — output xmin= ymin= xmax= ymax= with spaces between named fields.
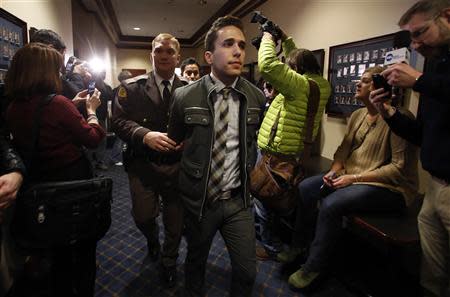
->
xmin=152 ymin=33 xmax=180 ymax=53
xmin=204 ymin=16 xmax=244 ymax=52
xmin=117 ymin=70 xmax=133 ymax=82
xmin=399 ymin=0 xmax=449 ymax=26
xmin=180 ymin=57 xmax=200 ymax=73
xmin=30 ymin=29 xmax=66 ymax=52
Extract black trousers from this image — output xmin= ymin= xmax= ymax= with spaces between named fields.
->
xmin=184 ymin=194 xmax=256 ymax=297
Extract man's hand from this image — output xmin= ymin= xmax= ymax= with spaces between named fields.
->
xmin=382 ymin=63 xmax=422 ymax=88
xmin=369 ymin=87 xmax=397 ymax=118
xmin=143 ymin=132 xmax=178 ymax=152
xmin=0 ymin=171 xmax=23 ymax=210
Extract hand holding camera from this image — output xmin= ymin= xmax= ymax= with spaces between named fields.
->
xmin=86 ymin=88 xmax=101 ymax=114
xmin=250 ymin=11 xmax=283 ymax=49
xmin=382 ymin=63 xmax=422 ymax=88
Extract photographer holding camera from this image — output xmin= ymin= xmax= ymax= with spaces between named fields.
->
xmin=370 ymin=1 xmax=450 ymax=296
xmin=252 ymin=12 xmax=331 ymax=260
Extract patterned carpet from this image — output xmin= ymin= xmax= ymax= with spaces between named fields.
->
xmin=94 ymin=165 xmax=357 ymax=297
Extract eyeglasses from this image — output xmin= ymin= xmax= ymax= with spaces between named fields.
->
xmin=410 ymin=13 xmax=440 ymax=40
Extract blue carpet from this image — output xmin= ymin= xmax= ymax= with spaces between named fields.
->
xmin=94 ymin=165 xmax=356 ymax=297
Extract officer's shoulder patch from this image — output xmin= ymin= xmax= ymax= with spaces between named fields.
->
xmin=118 ymin=86 xmax=127 ymax=98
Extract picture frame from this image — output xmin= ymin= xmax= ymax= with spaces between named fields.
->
xmin=326 ymin=33 xmax=395 ymax=117
xmin=0 ymin=8 xmax=27 ymax=76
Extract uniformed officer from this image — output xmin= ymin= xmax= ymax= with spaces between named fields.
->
xmin=112 ymin=33 xmax=186 ymax=287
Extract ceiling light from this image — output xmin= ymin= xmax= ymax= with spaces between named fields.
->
xmin=199 ymin=0 xmax=207 ymax=5
xmin=133 ymin=27 xmax=141 ymax=31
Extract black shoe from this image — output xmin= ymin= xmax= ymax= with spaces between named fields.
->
xmin=159 ymin=264 xmax=177 ymax=288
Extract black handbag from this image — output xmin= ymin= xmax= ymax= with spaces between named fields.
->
xmin=12 ymin=177 xmax=112 ymax=248
xmin=11 ymin=94 xmax=113 ymax=249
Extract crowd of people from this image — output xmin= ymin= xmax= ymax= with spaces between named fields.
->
xmin=0 ymin=0 xmax=448 ymax=296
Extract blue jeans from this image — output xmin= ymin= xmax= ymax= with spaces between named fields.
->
xmin=254 ymin=199 xmax=283 ymax=254
xmin=295 ymin=174 xmax=406 ymax=272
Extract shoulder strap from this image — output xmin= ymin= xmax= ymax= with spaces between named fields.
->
xmin=26 ymin=94 xmax=56 ymax=172
xmin=300 ymin=80 xmax=320 ymax=162
xmin=268 ymin=109 xmax=281 ymax=147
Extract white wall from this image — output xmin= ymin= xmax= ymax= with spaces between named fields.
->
xmin=243 ymin=0 xmax=419 ymax=157
xmin=115 ymin=46 xmax=204 ymax=87
xmin=0 ymin=0 xmax=74 ymax=56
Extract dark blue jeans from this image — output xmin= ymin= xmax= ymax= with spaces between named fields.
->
xmin=294 ymin=174 xmax=406 ymax=272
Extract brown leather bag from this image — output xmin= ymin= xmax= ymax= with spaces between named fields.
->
xmin=250 ymin=79 xmax=320 ymax=215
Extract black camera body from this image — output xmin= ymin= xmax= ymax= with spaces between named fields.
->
xmin=372 ymin=74 xmax=392 ymax=98
xmin=250 ymin=11 xmax=282 ymax=49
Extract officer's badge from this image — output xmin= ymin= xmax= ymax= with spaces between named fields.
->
xmin=118 ymin=86 xmax=127 ymax=98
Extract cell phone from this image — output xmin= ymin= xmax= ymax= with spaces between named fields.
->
xmin=87 ymin=80 xmax=96 ymax=96
xmin=372 ymin=74 xmax=392 ymax=97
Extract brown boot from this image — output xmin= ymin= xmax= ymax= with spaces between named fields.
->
xmin=256 ymin=246 xmax=276 ymax=261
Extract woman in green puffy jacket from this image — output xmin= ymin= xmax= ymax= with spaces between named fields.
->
xmin=257 ymin=31 xmax=331 ymax=154
xmin=254 ymin=30 xmax=331 ymax=261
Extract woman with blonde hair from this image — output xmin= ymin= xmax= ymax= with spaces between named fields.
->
xmin=281 ymin=66 xmax=419 ymax=290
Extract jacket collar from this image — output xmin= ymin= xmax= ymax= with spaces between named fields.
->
xmin=144 ymin=71 xmax=183 ymax=105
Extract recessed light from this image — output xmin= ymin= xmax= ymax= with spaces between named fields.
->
xmin=133 ymin=27 xmax=141 ymax=31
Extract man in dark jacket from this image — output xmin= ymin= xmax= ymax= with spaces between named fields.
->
xmin=169 ymin=16 xmax=266 ymax=297
xmin=30 ymin=29 xmax=87 ymax=100
xmin=112 ymin=33 xmax=185 ymax=288
xmin=370 ymin=1 xmax=450 ymax=296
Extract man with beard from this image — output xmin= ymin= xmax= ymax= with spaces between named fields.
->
xmin=370 ymin=1 xmax=450 ymax=296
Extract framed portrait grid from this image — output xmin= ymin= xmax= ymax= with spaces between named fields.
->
xmin=0 ymin=8 xmax=27 ymax=83
xmin=326 ymin=33 xmax=396 ymax=117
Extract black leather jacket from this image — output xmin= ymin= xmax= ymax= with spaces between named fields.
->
xmin=0 ymin=133 xmax=26 ymax=176
xmin=169 ymin=75 xmax=266 ymax=220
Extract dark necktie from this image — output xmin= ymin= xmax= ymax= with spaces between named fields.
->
xmin=207 ymin=87 xmax=231 ymax=203
xmin=162 ymin=80 xmax=171 ymax=105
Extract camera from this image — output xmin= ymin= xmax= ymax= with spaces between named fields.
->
xmin=372 ymin=74 xmax=392 ymax=98
xmin=250 ymin=11 xmax=282 ymax=49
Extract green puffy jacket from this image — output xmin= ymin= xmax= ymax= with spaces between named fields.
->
xmin=257 ymin=37 xmax=331 ymax=155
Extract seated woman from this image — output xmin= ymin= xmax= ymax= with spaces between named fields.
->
xmin=279 ymin=66 xmax=419 ymax=290
xmin=5 ymin=43 xmax=105 ymax=297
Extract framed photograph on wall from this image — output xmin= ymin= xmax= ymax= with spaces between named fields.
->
xmin=0 ymin=8 xmax=27 ymax=80
xmin=326 ymin=33 xmax=395 ymax=117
